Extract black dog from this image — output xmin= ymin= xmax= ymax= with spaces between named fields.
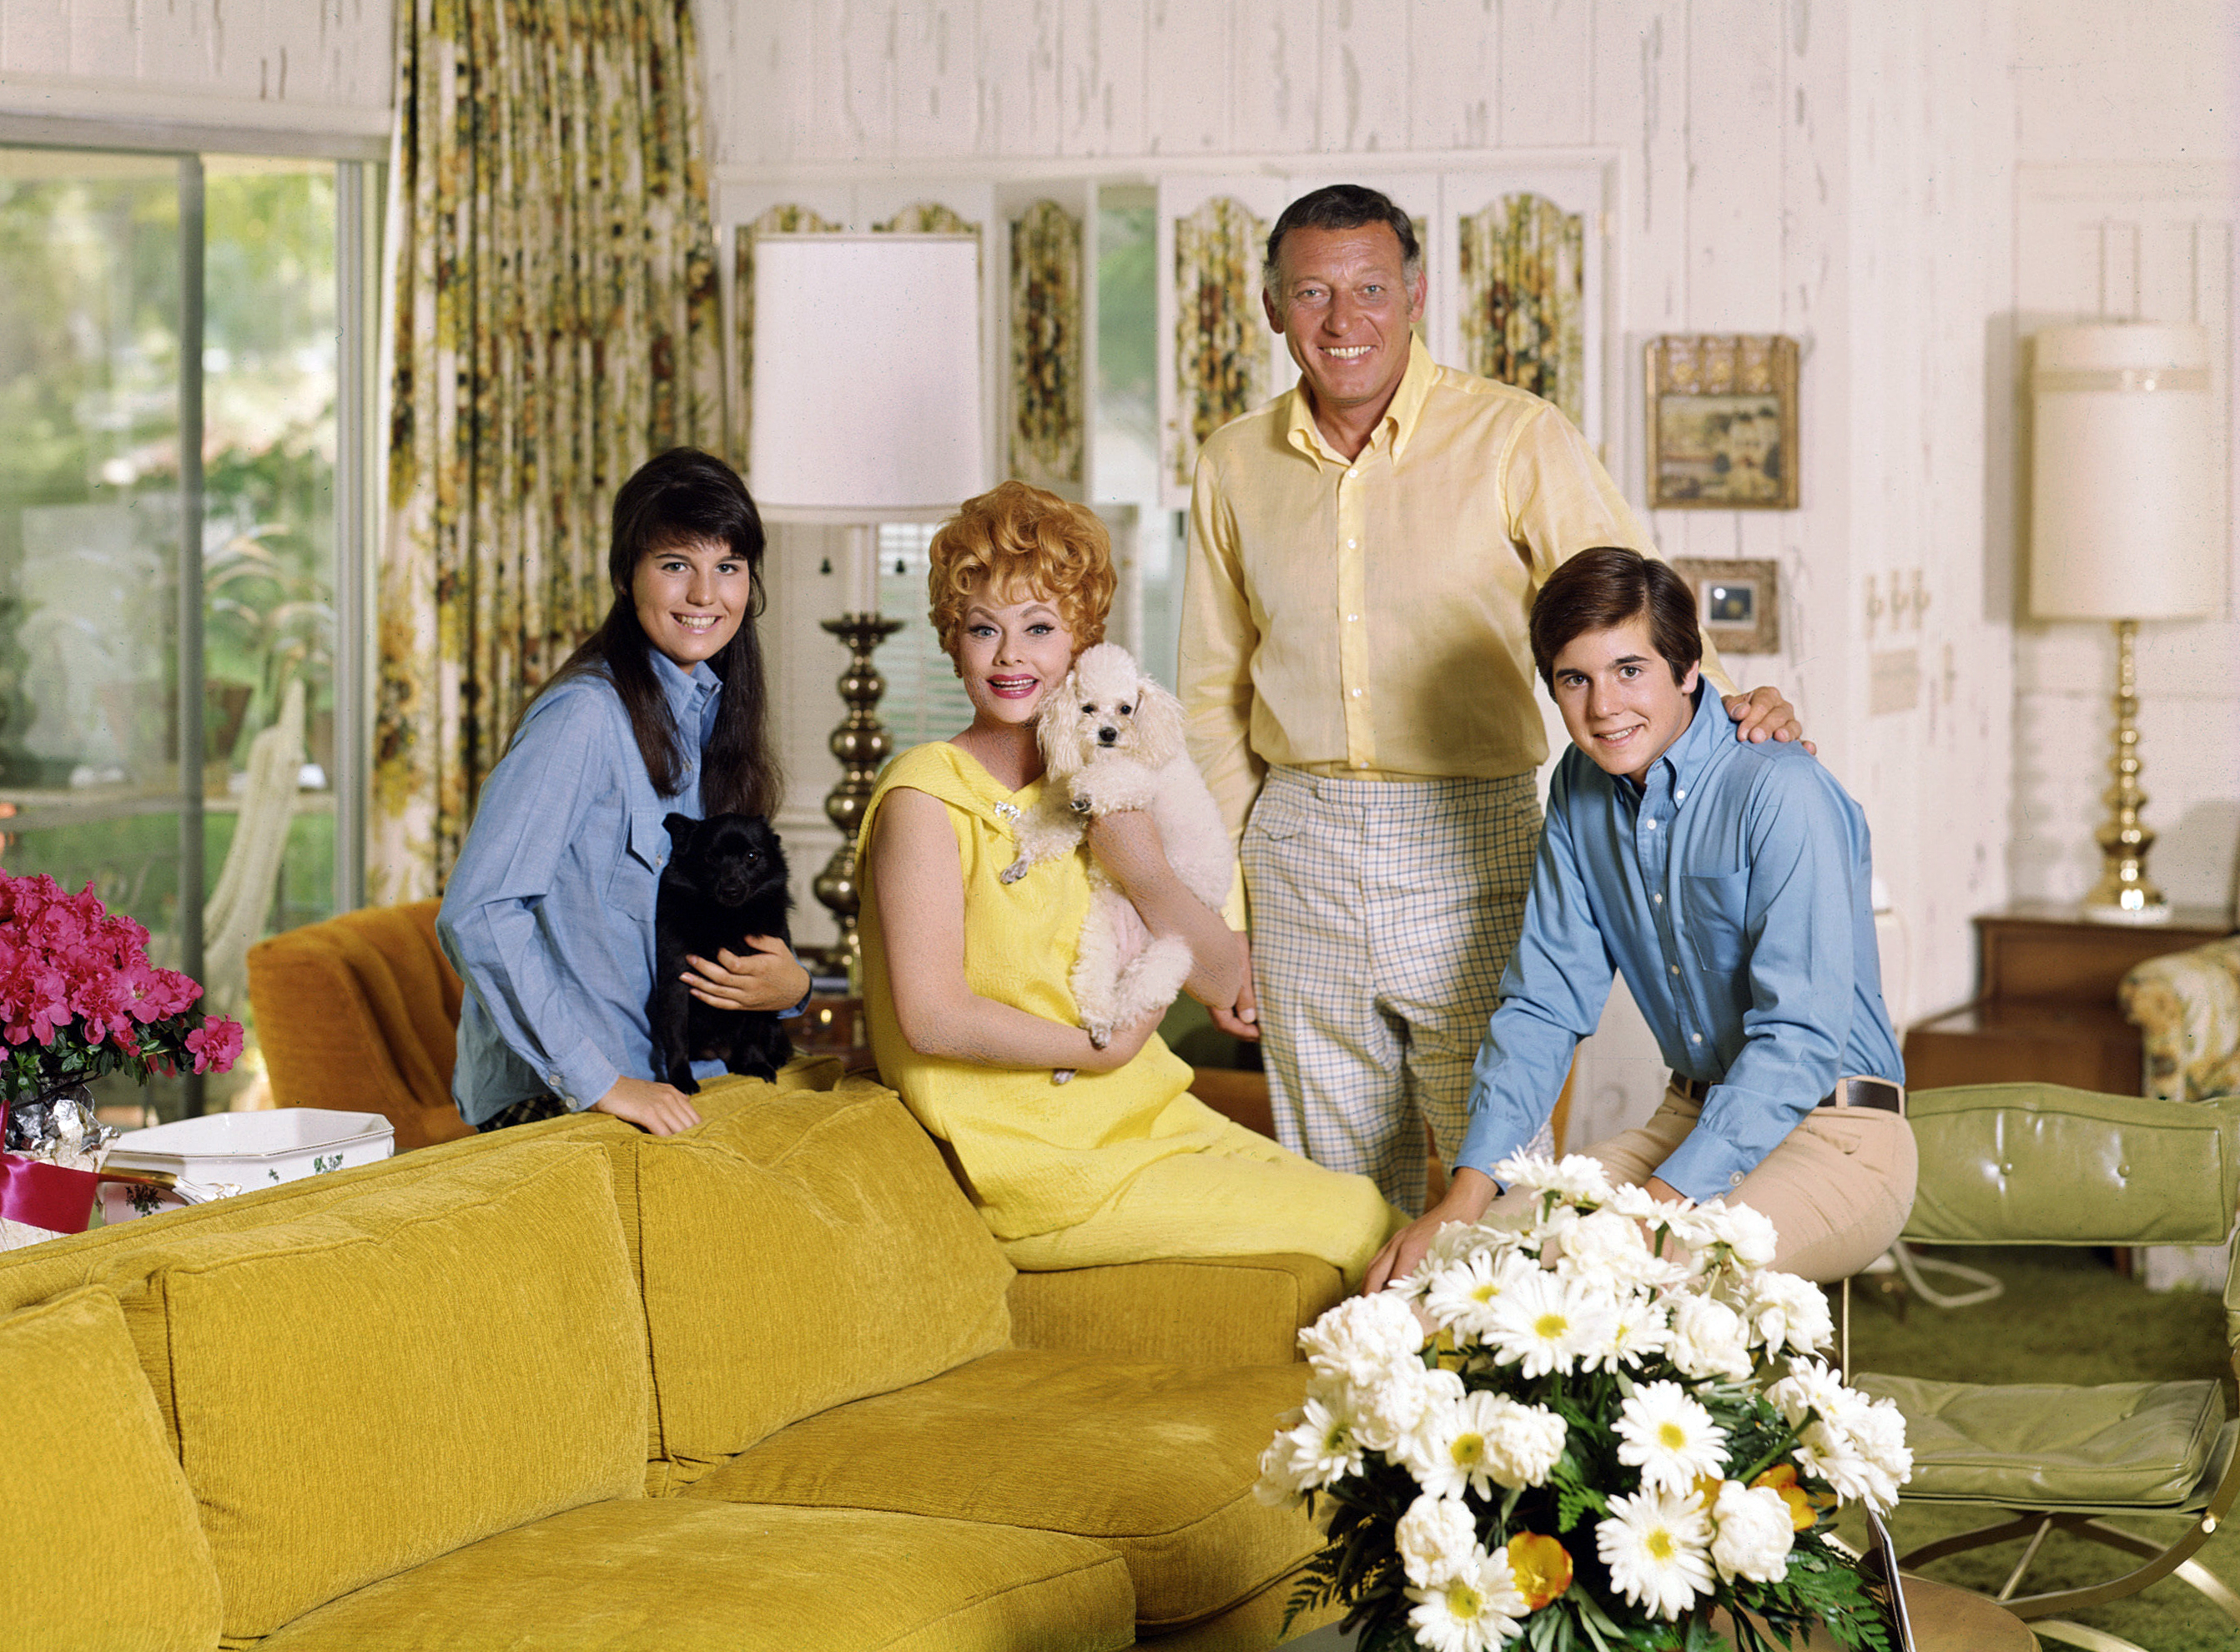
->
xmin=647 ymin=813 xmax=794 ymax=1092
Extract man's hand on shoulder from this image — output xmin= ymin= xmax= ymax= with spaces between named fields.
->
xmin=1723 ymin=686 xmax=1815 ymax=756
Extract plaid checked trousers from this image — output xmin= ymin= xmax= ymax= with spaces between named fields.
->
xmin=1242 ymin=768 xmax=1549 ymax=1215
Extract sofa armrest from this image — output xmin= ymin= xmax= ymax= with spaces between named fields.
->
xmin=1006 ymin=1253 xmax=1345 ymax=1367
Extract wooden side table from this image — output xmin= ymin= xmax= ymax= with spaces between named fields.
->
xmin=793 ymin=994 xmax=874 ymax=1070
xmin=1904 ymin=902 xmax=2231 ymax=1095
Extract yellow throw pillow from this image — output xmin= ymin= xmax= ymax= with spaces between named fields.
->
xmin=0 ymin=1287 xmax=221 ymax=1651
xmin=630 ymin=1079 xmax=1014 ymax=1481
xmin=114 ymin=1139 xmax=648 ymax=1645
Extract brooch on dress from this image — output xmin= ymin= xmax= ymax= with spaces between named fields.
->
xmin=994 ymin=801 xmax=1021 ymax=820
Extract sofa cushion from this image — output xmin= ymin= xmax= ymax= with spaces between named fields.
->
xmin=0 ymin=1286 xmax=222 ymax=1652
xmin=109 ymin=1139 xmax=648 ymax=1646
xmin=252 ymin=1498 xmax=1135 ymax=1652
xmin=620 ymin=1077 xmax=1014 ymax=1485
xmin=682 ymin=1347 xmax=1323 ymax=1632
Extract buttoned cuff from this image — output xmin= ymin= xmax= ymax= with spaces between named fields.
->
xmin=1652 ymin=1129 xmax=1759 ymax=1206
xmin=553 ymin=1044 xmax=622 ymax=1113
xmin=778 ymin=983 xmax=812 ymax=1020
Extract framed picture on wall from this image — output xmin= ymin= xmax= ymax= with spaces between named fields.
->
xmin=1673 ymin=557 xmax=1780 ymax=655
xmin=1645 ymin=335 xmax=1800 ymax=509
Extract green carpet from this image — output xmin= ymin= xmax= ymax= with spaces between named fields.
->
xmin=1836 ymin=1246 xmax=2238 ymax=1651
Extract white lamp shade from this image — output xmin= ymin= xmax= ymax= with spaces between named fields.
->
xmin=2029 ymin=322 xmax=2217 ymax=622
xmin=749 ymin=234 xmax=989 ymax=519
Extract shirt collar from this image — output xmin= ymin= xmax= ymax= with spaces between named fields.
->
xmin=651 ymin=650 xmax=722 ymax=739
xmin=1282 ymin=334 xmax=1438 ymax=466
xmin=1648 ymin=680 xmax=1723 ymax=800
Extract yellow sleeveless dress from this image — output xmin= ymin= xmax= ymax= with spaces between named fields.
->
xmin=858 ymin=743 xmax=1400 ymax=1282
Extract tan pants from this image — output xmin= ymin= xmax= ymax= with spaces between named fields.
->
xmin=1536 ymin=1084 xmax=1916 ymax=1282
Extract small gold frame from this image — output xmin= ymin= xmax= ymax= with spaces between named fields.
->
xmin=1645 ymin=335 xmax=1800 ymax=510
xmin=1673 ymin=557 xmax=1780 ymax=656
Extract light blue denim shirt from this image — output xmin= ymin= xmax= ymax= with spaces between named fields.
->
xmin=1457 ymin=683 xmax=1903 ymax=1201
xmin=438 ymin=654 xmax=728 ymax=1124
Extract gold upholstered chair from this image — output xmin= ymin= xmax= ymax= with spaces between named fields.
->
xmin=245 ymin=900 xmax=475 ymax=1153
xmin=1853 ymin=1081 xmax=2240 ymax=1650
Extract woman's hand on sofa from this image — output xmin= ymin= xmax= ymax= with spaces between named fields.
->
xmin=684 ymin=935 xmax=812 ymax=1014
xmin=593 ymin=1077 xmax=703 ymax=1136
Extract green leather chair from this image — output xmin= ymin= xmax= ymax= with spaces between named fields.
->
xmin=1855 ymin=1082 xmax=2240 ymax=1649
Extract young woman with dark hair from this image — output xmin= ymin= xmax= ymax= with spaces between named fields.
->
xmin=438 ymin=448 xmax=808 ymax=1136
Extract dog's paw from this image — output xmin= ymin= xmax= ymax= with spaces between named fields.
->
xmin=1052 ymin=1068 xmax=1075 ymax=1085
xmin=999 ymin=858 xmax=1029 ymax=884
xmin=1068 ymin=796 xmax=1091 ymax=816
xmin=1085 ymin=1022 xmax=1112 ymax=1050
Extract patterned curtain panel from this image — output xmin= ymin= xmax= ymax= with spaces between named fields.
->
xmin=1172 ymin=197 xmax=1270 ymax=493
xmin=734 ymin=204 xmax=843 ymax=480
xmin=1009 ymin=199 xmax=1084 ymax=489
xmin=375 ymin=0 xmax=722 ymax=902
xmin=1458 ymin=194 xmax=1585 ymax=428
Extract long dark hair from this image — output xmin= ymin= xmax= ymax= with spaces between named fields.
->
xmin=523 ymin=448 xmax=781 ymax=818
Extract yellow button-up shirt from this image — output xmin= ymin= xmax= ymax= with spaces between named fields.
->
xmin=1181 ymin=339 xmax=1734 ymax=852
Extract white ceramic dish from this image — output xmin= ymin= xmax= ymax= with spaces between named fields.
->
xmin=98 ymin=1109 xmax=395 ymax=1225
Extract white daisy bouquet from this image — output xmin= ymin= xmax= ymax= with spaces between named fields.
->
xmin=1259 ymin=1155 xmax=1910 ymax=1652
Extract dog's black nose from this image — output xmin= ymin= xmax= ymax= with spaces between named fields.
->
xmin=1097 ymin=727 xmax=1119 ymax=744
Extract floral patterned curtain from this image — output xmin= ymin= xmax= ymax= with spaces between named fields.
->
xmin=373 ymin=0 xmax=722 ymax=903
xmin=1458 ymin=194 xmax=1585 ymax=427
xmin=1173 ymin=197 xmax=1270 ymax=493
xmin=1009 ymin=199 xmax=1084 ymax=489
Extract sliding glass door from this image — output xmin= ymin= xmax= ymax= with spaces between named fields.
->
xmin=0 ymin=146 xmax=365 ymax=1118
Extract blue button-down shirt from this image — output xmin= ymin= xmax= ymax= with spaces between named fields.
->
xmin=438 ymin=654 xmax=729 ymax=1125
xmin=1457 ymin=684 xmax=1903 ymax=1201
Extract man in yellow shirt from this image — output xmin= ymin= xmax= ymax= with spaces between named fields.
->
xmin=1180 ymin=184 xmax=1803 ymax=1213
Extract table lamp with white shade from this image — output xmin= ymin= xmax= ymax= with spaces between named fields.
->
xmin=2029 ymin=321 xmax=2218 ymax=924
xmin=750 ymin=233 xmax=989 ymax=970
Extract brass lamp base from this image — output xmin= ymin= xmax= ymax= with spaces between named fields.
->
xmin=812 ymin=612 xmax=905 ymax=976
xmin=2079 ymin=618 xmax=2170 ymax=927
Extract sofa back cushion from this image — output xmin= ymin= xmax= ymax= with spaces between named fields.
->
xmin=0 ymin=1286 xmax=223 ymax=1651
xmin=111 ymin=1139 xmax=647 ymax=1645
xmin=623 ymin=1077 xmax=1014 ymax=1485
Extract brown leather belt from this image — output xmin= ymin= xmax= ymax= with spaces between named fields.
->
xmin=1669 ymin=1073 xmax=1904 ymax=1114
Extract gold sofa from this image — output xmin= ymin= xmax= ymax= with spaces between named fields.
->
xmin=0 ymin=1065 xmax=1347 ymax=1651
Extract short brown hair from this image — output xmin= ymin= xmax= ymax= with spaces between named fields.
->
xmin=927 ymin=481 xmax=1115 ymax=660
xmin=1529 ymin=548 xmax=1701 ymax=690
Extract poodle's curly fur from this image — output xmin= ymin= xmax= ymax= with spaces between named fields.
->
xmin=1002 ymin=642 xmax=1236 ymax=1051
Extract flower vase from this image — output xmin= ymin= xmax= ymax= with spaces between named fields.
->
xmin=0 ymin=1084 xmax=104 ymax=1252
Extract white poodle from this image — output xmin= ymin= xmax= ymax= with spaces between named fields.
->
xmin=1001 ymin=642 xmax=1236 ymax=1055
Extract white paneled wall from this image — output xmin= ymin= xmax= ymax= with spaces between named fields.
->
xmin=0 ymin=0 xmax=393 ymax=124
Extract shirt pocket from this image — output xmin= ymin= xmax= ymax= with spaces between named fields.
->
xmin=610 ymin=807 xmax=673 ymax=909
xmin=1681 ymin=868 xmax=1750 ymax=975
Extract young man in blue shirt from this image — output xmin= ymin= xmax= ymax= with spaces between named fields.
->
xmin=1366 ymin=548 xmax=1915 ymax=1287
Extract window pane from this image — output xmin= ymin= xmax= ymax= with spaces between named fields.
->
xmin=1095 ymin=194 xmax=1184 ymax=690
xmin=0 ymin=150 xmax=340 ymax=1121
xmin=203 ymin=156 xmax=337 ymax=947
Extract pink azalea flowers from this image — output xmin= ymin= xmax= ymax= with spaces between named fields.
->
xmin=0 ymin=871 xmax=243 ymax=1094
